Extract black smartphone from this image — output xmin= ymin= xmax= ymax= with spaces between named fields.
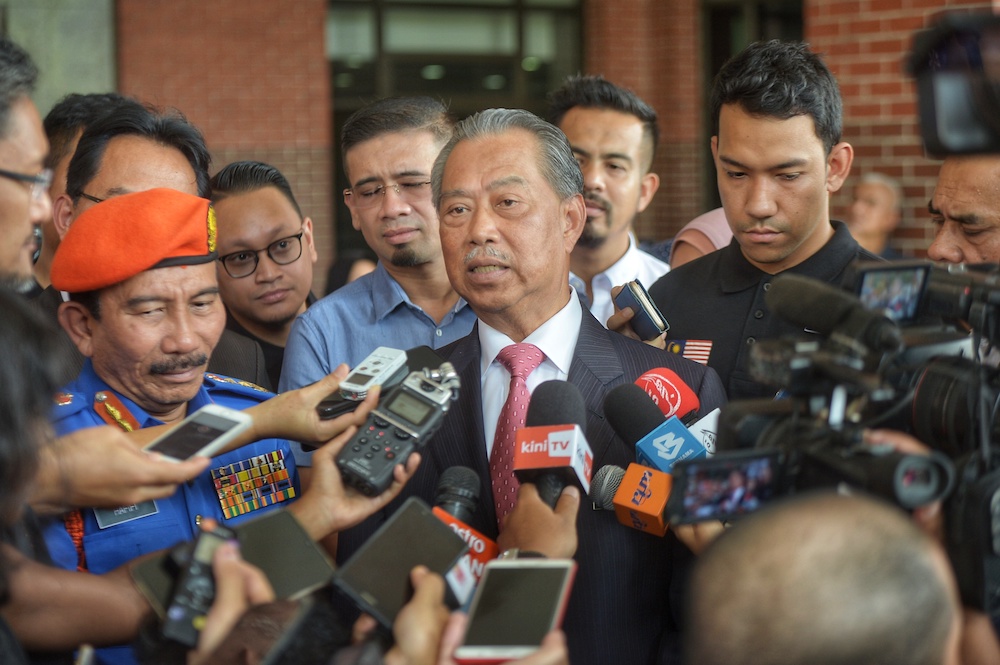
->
xmin=614 ymin=280 xmax=669 ymax=341
xmin=315 ymin=345 xmax=446 ymax=420
xmin=332 ymin=497 xmax=468 ymax=629
xmin=131 ymin=509 xmax=335 ymax=618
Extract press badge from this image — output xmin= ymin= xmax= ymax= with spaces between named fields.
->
xmin=94 ymin=500 xmax=159 ymax=529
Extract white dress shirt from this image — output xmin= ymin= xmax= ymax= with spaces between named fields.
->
xmin=569 ymin=233 xmax=670 ymax=327
xmin=478 ymin=291 xmax=582 ymax=457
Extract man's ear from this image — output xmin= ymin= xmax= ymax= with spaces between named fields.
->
xmin=563 ymin=193 xmax=586 ymax=253
xmin=52 ymin=194 xmax=75 ymax=240
xmin=57 ymin=300 xmax=97 ymax=358
xmin=302 ymin=217 xmax=319 ymax=263
xmin=636 ymin=172 xmax=660 ymax=215
xmin=826 ymin=142 xmax=854 ymax=194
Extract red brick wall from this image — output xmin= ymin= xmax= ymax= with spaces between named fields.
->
xmin=583 ymin=0 xmax=704 ymax=242
xmin=806 ymin=0 xmax=998 ymax=257
xmin=116 ymin=0 xmax=334 ymax=292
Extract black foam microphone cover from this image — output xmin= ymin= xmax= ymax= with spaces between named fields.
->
xmin=765 ymin=274 xmax=903 ymax=354
xmin=525 ymin=380 xmax=587 ymax=428
xmin=603 ymin=383 xmax=667 ymax=446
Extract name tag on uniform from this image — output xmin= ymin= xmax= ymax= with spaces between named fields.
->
xmin=94 ymin=500 xmax=159 ymax=529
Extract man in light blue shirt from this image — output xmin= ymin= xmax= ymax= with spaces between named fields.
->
xmin=280 ymin=97 xmax=476 ymax=464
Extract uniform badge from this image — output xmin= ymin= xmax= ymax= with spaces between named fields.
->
xmin=206 ymin=373 xmax=269 ymax=393
xmin=55 ymin=392 xmax=74 ymax=406
xmin=666 ymin=340 xmax=713 ymax=365
xmin=211 ymin=450 xmax=295 ymax=519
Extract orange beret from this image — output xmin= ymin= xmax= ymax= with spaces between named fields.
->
xmin=51 ymin=188 xmax=217 ymax=293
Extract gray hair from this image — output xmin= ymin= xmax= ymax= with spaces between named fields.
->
xmin=858 ymin=172 xmax=903 ymax=210
xmin=431 ymin=108 xmax=583 ymax=206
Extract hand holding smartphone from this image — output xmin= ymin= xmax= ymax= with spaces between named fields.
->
xmin=454 ymin=558 xmax=577 ymax=664
xmin=613 ymin=280 xmax=669 ymax=341
xmin=143 ymin=404 xmax=253 ymax=461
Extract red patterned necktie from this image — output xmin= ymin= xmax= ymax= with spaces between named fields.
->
xmin=490 ymin=342 xmax=545 ymax=528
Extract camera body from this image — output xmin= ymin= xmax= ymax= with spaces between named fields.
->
xmin=161 ymin=524 xmax=235 ymax=647
xmin=695 ymin=260 xmax=1000 ymax=620
xmin=337 ymin=362 xmax=460 ymax=496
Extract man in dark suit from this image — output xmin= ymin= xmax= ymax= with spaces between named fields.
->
xmin=336 ymin=109 xmax=726 ymax=665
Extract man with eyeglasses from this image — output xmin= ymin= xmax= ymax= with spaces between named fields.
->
xmin=210 ymin=161 xmax=318 ymax=390
xmin=0 ymin=37 xmax=53 ymax=292
xmin=280 ymin=97 xmax=476 ymax=418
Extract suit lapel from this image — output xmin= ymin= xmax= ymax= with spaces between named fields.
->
xmin=433 ymin=325 xmax=498 ymax=531
xmin=568 ymin=311 xmax=627 ymax=470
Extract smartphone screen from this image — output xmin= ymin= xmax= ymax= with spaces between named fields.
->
xmin=669 ymin=450 xmax=782 ymax=524
xmin=333 ymin=497 xmax=468 ymax=629
xmin=145 ymin=411 xmax=244 ymax=460
xmin=458 ymin=560 xmax=576 ymax=659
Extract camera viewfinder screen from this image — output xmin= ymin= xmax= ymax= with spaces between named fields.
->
xmin=678 ymin=454 xmax=779 ymax=523
xmin=857 ymin=266 xmax=928 ymax=323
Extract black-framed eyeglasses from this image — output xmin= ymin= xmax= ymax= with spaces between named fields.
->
xmin=344 ymin=179 xmax=431 ymax=210
xmin=0 ymin=167 xmax=52 ymax=202
xmin=217 ymin=231 xmax=305 ymax=278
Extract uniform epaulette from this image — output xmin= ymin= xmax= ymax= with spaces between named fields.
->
xmin=52 ymin=391 xmax=88 ymax=420
xmin=204 ymin=373 xmax=273 ymax=397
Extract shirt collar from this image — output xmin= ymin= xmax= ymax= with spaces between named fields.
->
xmin=719 ymin=221 xmax=858 ymax=292
xmin=478 ymin=290 xmax=582 ymax=377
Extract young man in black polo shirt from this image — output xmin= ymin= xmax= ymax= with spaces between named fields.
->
xmin=648 ymin=40 xmax=880 ymax=400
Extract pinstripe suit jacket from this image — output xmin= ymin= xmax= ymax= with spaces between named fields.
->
xmin=336 ymin=309 xmax=727 ymax=665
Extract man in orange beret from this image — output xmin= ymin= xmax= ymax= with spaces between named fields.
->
xmin=40 ymin=187 xmax=300 ymax=665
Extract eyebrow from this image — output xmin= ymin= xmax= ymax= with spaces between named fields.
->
xmin=718 ymin=155 xmax=809 ymax=171
xmin=353 ymin=170 xmax=428 ymax=189
xmin=124 ymin=287 xmax=219 ymax=309
xmin=439 ymin=175 xmax=528 ymax=202
xmin=572 ymin=146 xmax=635 ymax=165
xmin=928 ymin=200 xmax=982 ymax=226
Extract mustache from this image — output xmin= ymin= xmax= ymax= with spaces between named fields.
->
xmin=583 ymin=192 xmax=610 ymax=210
xmin=463 ymin=245 xmax=512 ymax=265
xmin=150 ymin=353 xmax=209 ymax=375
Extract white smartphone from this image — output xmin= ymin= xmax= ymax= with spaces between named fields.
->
xmin=339 ymin=346 xmax=408 ymax=400
xmin=142 ymin=404 xmax=253 ymax=461
xmin=454 ymin=558 xmax=577 ymax=665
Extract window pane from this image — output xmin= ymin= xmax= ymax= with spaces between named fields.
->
xmin=326 ymin=7 xmax=376 ymax=60
xmin=384 ymin=8 xmax=517 ymax=55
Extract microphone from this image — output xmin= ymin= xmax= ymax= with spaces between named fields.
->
xmin=590 ymin=464 xmax=673 ymax=537
xmin=633 ymin=367 xmax=701 ymax=424
xmin=604 ymin=383 xmax=707 ymax=473
xmin=433 ymin=467 xmax=499 ymax=585
xmin=513 ymin=380 xmax=594 ymax=508
xmin=765 ymin=274 xmax=903 ymax=355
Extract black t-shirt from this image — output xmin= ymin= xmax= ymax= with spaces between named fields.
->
xmin=224 ymin=293 xmax=316 ymax=391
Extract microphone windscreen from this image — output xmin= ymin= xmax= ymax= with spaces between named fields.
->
xmin=589 ymin=465 xmax=626 ymax=510
xmin=435 ymin=466 xmax=481 ymax=523
xmin=526 ymin=380 xmax=587 ymax=429
xmin=604 ymin=383 xmax=667 ymax=446
xmin=764 ymin=274 xmax=856 ymax=335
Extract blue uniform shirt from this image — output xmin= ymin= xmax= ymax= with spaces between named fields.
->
xmin=40 ymin=360 xmax=300 ymax=665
